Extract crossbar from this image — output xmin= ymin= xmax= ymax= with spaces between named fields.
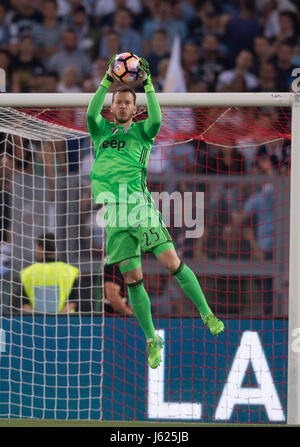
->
xmin=0 ymin=92 xmax=295 ymax=107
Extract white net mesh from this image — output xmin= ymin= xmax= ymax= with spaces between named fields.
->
xmin=0 ymin=102 xmax=291 ymax=422
xmin=0 ymin=109 xmax=105 ymax=418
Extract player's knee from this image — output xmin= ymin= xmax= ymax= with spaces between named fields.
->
xmin=122 ymin=270 xmax=143 ymax=284
xmin=162 ymin=258 xmax=181 ymax=273
xmin=167 ymin=260 xmax=181 ymax=273
xmin=157 ymin=249 xmax=181 ymax=273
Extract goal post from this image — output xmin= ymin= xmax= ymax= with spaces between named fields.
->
xmin=0 ymin=91 xmax=298 ymax=423
xmin=288 ymin=93 xmax=300 ymax=425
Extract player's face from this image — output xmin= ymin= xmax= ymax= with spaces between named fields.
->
xmin=111 ymin=91 xmax=137 ymax=125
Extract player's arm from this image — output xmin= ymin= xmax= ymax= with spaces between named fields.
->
xmin=139 ymin=58 xmax=162 ymax=139
xmin=86 ymin=55 xmax=116 ymax=137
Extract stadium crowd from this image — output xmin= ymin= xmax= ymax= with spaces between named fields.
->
xmin=0 ymin=0 xmax=299 ymax=94
xmin=0 ymin=0 xmax=296 ymax=317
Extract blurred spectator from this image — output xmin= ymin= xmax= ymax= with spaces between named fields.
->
xmin=279 ymin=140 xmax=291 ymax=175
xmin=222 ymin=0 xmax=263 ymax=63
xmin=188 ymin=80 xmax=208 ymax=92
xmin=187 ymin=3 xmax=223 ymax=47
xmin=0 ymin=49 xmax=13 ymax=91
xmin=0 ymin=3 xmax=18 ymax=54
xmin=152 ymin=57 xmax=169 ymax=91
xmin=56 ymin=0 xmax=92 ymax=19
xmin=147 ymin=29 xmax=170 ymax=79
xmin=0 ymin=4 xmax=9 ymax=50
xmin=222 ymin=214 xmax=263 ymax=261
xmin=142 ymin=0 xmax=187 ymax=56
xmin=269 ymin=10 xmax=298 ymax=50
xmin=96 ymin=0 xmax=141 ymax=30
xmin=114 ymin=7 xmax=142 ymax=55
xmin=241 ymin=157 xmax=275 ymax=316
xmin=4 ymin=134 xmax=32 ymax=172
xmin=45 ymin=28 xmax=92 ymax=81
xmin=255 ymin=142 xmax=282 ymax=171
xmin=58 ymin=65 xmax=81 ymax=92
xmin=99 ymin=7 xmax=142 ymax=58
xmin=264 ymin=1 xmax=298 ymax=41
xmin=200 ymin=182 xmax=242 ymax=260
xmin=40 ymin=70 xmax=59 ymax=92
xmin=64 ymin=5 xmax=100 ymax=61
xmin=226 ymin=72 xmax=248 ymax=91
xmin=172 ymin=140 xmax=196 ymax=175
xmin=91 ymin=57 xmax=106 ymax=86
xmin=102 ymin=263 xmax=134 ymax=316
xmin=176 ymin=0 xmax=197 ymax=22
xmin=252 ymin=35 xmax=274 ymax=75
xmin=95 ymin=0 xmax=142 ymax=19
xmin=181 ymin=42 xmax=201 ymax=89
xmin=185 ymin=2 xmax=204 ymax=45
xmin=82 ymin=77 xmax=96 ymax=92
xmin=253 ymin=109 xmax=286 ymax=169
xmin=273 ymin=42 xmax=297 ymax=91
xmin=254 ymin=61 xmax=277 ymax=91
xmin=99 ymin=28 xmax=121 ymax=59
xmin=216 ymin=49 xmax=258 ymax=91
xmin=10 ymin=0 xmax=43 ymax=38
xmin=156 ymin=107 xmax=196 ymax=175
xmin=27 ymin=66 xmax=45 ymax=92
xmin=31 ymin=0 xmax=64 ymax=60
xmin=11 ymin=34 xmax=44 ymax=93
xmin=147 ymin=143 xmax=171 ymax=194
xmin=19 ymin=233 xmax=79 ymax=314
xmin=204 ymin=146 xmax=246 ymax=175
xmin=196 ymin=34 xmax=227 ymax=91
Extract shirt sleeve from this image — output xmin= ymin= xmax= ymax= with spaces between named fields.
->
xmin=86 ymin=84 xmax=108 ymax=141
xmin=142 ymin=90 xmax=162 ymax=140
xmin=244 ymin=195 xmax=261 ymax=214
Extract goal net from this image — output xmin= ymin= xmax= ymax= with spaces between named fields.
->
xmin=0 ymin=98 xmax=291 ymax=423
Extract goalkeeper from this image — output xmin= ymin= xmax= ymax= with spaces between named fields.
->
xmin=86 ymin=56 xmax=224 ymax=369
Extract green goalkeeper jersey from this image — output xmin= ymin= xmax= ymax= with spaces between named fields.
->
xmin=86 ymin=84 xmax=162 ymax=204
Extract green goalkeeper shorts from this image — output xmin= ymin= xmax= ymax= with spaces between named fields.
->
xmin=104 ymin=202 xmax=174 ymax=267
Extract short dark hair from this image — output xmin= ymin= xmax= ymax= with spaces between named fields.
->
xmin=154 ymin=28 xmax=167 ymax=37
xmin=44 ymin=0 xmax=57 ymax=6
xmin=116 ymin=6 xmax=132 ymax=16
xmin=74 ymin=5 xmax=86 ymax=15
xmin=36 ymin=233 xmax=56 ymax=255
xmin=112 ymin=86 xmax=136 ymax=104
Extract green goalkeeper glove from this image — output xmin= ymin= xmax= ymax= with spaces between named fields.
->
xmin=100 ymin=54 xmax=117 ymax=89
xmin=139 ymin=57 xmax=154 ymax=92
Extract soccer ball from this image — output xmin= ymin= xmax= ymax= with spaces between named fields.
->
xmin=111 ymin=52 xmax=140 ymax=83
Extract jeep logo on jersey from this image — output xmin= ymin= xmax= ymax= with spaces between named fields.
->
xmin=100 ymin=140 xmax=126 ymax=150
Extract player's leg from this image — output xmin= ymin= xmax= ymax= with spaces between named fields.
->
xmin=120 ymin=258 xmax=155 ymax=341
xmin=105 ymin=218 xmax=156 ymax=340
xmin=154 ymin=245 xmax=224 ymax=336
xmin=119 ymin=258 xmax=163 ymax=369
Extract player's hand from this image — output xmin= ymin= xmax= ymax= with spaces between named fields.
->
xmin=106 ymin=54 xmax=117 ymax=82
xmin=139 ymin=57 xmax=151 ymax=85
xmin=101 ymin=54 xmax=117 ymax=88
xmin=139 ymin=57 xmax=150 ymax=75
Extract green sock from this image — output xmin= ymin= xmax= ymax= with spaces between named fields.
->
xmin=127 ymin=280 xmax=155 ymax=340
xmin=172 ymin=262 xmax=211 ymax=317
